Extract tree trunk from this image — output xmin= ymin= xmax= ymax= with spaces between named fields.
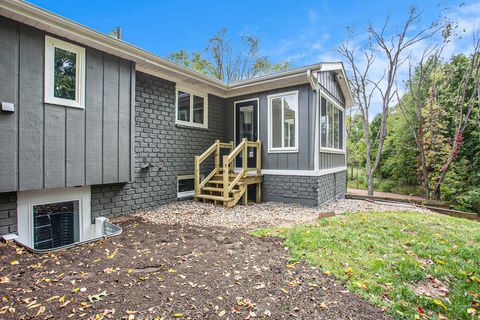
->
xmin=431 ymin=134 xmax=461 ymax=199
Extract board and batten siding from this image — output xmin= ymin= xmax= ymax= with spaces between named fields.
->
xmin=0 ymin=17 xmax=135 ymax=193
xmin=318 ymin=71 xmax=345 ymax=106
xmin=227 ymin=84 xmax=316 ymax=171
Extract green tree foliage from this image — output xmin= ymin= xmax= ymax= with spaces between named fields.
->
xmin=167 ymin=28 xmax=290 ymax=82
xmin=368 ymin=52 xmax=480 ymax=211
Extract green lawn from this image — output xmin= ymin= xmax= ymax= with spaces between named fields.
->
xmin=252 ymin=211 xmax=480 ymax=319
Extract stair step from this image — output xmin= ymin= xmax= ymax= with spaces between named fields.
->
xmin=202 ymin=187 xmax=241 ymax=193
xmin=207 ymin=180 xmax=246 ymax=185
xmin=195 ymin=194 xmax=234 ymax=201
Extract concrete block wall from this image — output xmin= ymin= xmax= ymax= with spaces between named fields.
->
xmin=263 ymin=170 xmax=347 ymax=207
xmin=262 ymin=175 xmax=320 ymax=206
xmin=90 ymin=72 xmax=227 ymax=218
xmin=0 ymin=193 xmax=17 ymax=234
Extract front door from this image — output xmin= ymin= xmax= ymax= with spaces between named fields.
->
xmin=235 ymin=100 xmax=258 ymax=168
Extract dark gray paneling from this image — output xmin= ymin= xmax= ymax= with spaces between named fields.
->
xmin=66 ymin=105 xmax=86 ymax=186
xmin=227 ymin=84 xmax=315 ymax=171
xmin=18 ymin=24 xmax=44 ymax=191
xmin=85 ymin=48 xmax=104 ymax=185
xmin=102 ymin=55 xmax=119 ymax=183
xmin=318 ymin=71 xmax=345 ymax=105
xmin=44 ymin=105 xmax=65 ymax=188
xmin=319 ymin=153 xmax=345 ymax=169
xmin=0 ymin=18 xmax=135 ymax=193
xmin=118 ymin=60 xmax=132 ymax=182
xmin=0 ymin=17 xmax=18 ymax=193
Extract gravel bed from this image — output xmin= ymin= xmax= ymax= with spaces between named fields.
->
xmin=137 ymin=199 xmax=433 ymax=229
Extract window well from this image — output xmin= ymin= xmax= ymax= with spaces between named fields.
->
xmin=33 ymin=200 xmax=79 ymax=250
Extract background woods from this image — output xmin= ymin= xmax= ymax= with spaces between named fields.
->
xmin=345 ymin=12 xmax=480 ymax=212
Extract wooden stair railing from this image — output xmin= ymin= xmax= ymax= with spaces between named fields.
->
xmin=194 ymin=138 xmax=262 ymax=207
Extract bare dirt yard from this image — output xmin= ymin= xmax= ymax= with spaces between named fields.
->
xmin=0 ymin=201 xmax=401 ymax=319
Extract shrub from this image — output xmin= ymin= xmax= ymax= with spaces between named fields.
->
xmin=456 ymin=188 xmax=480 ymax=214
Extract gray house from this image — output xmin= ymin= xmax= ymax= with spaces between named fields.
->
xmin=0 ymin=0 xmax=352 ymax=250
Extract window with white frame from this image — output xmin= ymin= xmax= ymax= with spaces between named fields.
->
xmin=44 ymin=36 xmax=85 ymax=108
xmin=268 ymin=91 xmax=298 ymax=152
xmin=177 ymin=174 xmax=203 ymax=199
xmin=320 ymin=98 xmax=344 ymax=151
xmin=176 ymin=88 xmax=208 ymax=128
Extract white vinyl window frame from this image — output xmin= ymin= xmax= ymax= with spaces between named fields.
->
xmin=320 ymin=94 xmax=346 ymax=154
xmin=177 ymin=174 xmax=203 ymax=199
xmin=267 ymin=91 xmax=299 ymax=153
xmin=16 ymin=187 xmax=91 ymax=248
xmin=175 ymin=86 xmax=208 ymax=129
xmin=44 ymin=35 xmax=86 ymax=109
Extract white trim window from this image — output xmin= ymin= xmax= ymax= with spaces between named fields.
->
xmin=177 ymin=174 xmax=203 ymax=199
xmin=320 ymin=97 xmax=345 ymax=152
xmin=175 ymin=87 xmax=208 ymax=128
xmin=267 ymin=91 xmax=299 ymax=153
xmin=44 ymin=36 xmax=86 ymax=109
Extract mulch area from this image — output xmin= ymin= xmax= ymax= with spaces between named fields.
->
xmin=0 ymin=216 xmax=390 ymax=319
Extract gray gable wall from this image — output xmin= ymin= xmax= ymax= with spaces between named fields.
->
xmin=0 ymin=17 xmax=135 ymax=193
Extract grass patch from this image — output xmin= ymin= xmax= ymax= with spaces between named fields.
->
xmin=251 ymin=211 xmax=480 ymax=319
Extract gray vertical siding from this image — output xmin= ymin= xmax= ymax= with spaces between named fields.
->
xmin=0 ymin=17 xmax=18 ymax=193
xmin=318 ymin=71 xmax=345 ymax=106
xmin=0 ymin=17 xmax=135 ymax=193
xmin=227 ymin=84 xmax=315 ymax=171
xmin=319 ymin=153 xmax=345 ymax=169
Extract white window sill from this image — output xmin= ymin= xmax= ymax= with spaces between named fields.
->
xmin=320 ymin=147 xmax=345 ymax=154
xmin=177 ymin=191 xmax=194 ymax=199
xmin=175 ymin=120 xmax=208 ymax=130
xmin=45 ymin=97 xmax=84 ymax=109
xmin=267 ymin=148 xmax=298 ymax=154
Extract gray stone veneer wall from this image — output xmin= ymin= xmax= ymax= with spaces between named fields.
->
xmin=262 ymin=170 xmax=347 ymax=206
xmin=90 ymin=72 xmax=227 ymax=219
xmin=0 ymin=193 xmax=17 ymax=235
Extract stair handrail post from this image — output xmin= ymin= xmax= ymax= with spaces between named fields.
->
xmin=222 ymin=155 xmax=230 ymax=203
xmin=229 ymin=141 xmax=234 ymax=172
xmin=214 ymin=140 xmax=220 ymax=171
xmin=242 ymin=138 xmax=247 ymax=178
xmin=194 ymin=155 xmax=200 ymax=196
xmin=256 ymin=139 xmax=261 ymax=175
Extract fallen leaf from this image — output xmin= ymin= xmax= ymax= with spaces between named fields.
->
xmin=432 ymin=299 xmax=447 ymax=310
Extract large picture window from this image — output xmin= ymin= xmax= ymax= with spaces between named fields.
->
xmin=321 ymin=98 xmax=344 ymax=151
xmin=176 ymin=88 xmax=208 ymax=128
xmin=268 ymin=91 xmax=298 ymax=152
xmin=44 ymin=36 xmax=85 ymax=108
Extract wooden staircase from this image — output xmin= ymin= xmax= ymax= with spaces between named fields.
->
xmin=194 ymin=139 xmax=262 ymax=208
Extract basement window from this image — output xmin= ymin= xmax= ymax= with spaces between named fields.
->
xmin=177 ymin=174 xmax=203 ymax=199
xmin=175 ymin=87 xmax=208 ymax=128
xmin=33 ymin=201 xmax=79 ymax=250
xmin=44 ymin=36 xmax=85 ymax=108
